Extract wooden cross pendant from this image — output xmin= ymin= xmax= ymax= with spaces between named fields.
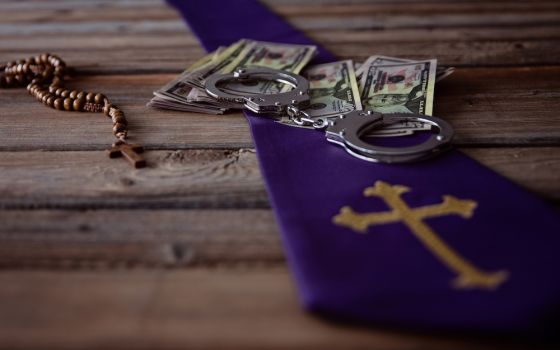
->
xmin=107 ymin=140 xmax=146 ymax=168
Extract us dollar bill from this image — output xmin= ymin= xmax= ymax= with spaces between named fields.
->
xmin=149 ymin=40 xmax=317 ymax=113
xmin=277 ymin=60 xmax=362 ymax=127
xmin=187 ymin=40 xmax=316 ymax=105
xmin=163 ymin=39 xmax=249 ymax=97
xmin=360 ymin=59 xmax=437 ymax=116
xmin=303 ymin=59 xmax=362 ymax=118
xmin=356 ymin=55 xmax=453 ymax=83
xmin=218 ymin=40 xmax=316 ymax=96
xmin=148 ymin=40 xmax=251 ymax=112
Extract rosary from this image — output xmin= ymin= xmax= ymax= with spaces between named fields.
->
xmin=0 ymin=54 xmax=146 ymax=168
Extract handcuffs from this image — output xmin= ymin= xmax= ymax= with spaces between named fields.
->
xmin=205 ymin=67 xmax=453 ymax=163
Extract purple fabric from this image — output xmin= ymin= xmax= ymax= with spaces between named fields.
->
xmin=167 ymin=0 xmax=560 ymax=335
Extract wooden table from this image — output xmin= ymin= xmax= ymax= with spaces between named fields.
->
xmin=1 ymin=0 xmax=559 ymax=349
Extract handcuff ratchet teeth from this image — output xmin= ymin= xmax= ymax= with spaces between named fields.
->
xmin=205 ymin=67 xmax=454 ymax=163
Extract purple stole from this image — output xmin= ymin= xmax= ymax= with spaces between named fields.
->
xmin=167 ymin=0 xmax=560 ymax=336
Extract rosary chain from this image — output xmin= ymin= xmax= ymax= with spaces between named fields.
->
xmin=0 ymin=53 xmax=130 ymax=141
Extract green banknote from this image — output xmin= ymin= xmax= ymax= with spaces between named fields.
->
xmin=219 ymin=40 xmax=317 ymax=95
xmin=356 ymin=55 xmax=453 ymax=83
xmin=154 ymin=40 xmax=248 ymax=106
xmin=355 ymin=55 xmax=416 ymax=78
xmin=150 ymin=40 xmax=317 ymax=113
xmin=303 ymin=59 xmax=362 ymax=118
xmin=149 ymin=41 xmax=250 ymax=113
xmin=360 ymin=59 xmax=437 ymax=115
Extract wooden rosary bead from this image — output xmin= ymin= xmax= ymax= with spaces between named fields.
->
xmin=86 ymin=92 xmax=95 ymax=102
xmin=69 ymin=90 xmax=78 ymax=99
xmin=55 ymin=88 xmax=64 ymax=96
xmin=49 ymin=85 xmax=57 ymax=94
xmin=51 ymin=78 xmax=62 ymax=87
xmin=115 ymin=131 xmax=127 ymax=139
xmin=42 ymin=94 xmax=50 ymax=104
xmin=73 ymin=98 xmax=85 ymax=111
xmin=42 ymin=67 xmax=53 ymax=79
xmin=53 ymin=98 xmax=63 ymax=110
xmin=63 ymin=98 xmax=73 ymax=111
xmin=76 ymin=91 xmax=85 ymax=99
xmin=49 ymin=56 xmax=61 ymax=67
xmin=54 ymin=66 xmax=65 ymax=77
xmin=112 ymin=112 xmax=125 ymax=122
xmin=60 ymin=89 xmax=70 ymax=98
xmin=94 ymin=93 xmax=106 ymax=104
xmin=107 ymin=106 xmax=121 ymax=117
xmin=47 ymin=96 xmax=55 ymax=108
xmin=113 ymin=123 xmax=127 ymax=134
xmin=112 ymin=115 xmax=127 ymax=125
xmin=14 ymin=74 xmax=25 ymax=85
xmin=103 ymin=103 xmax=115 ymax=116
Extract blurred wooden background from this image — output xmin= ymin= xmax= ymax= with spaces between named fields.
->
xmin=0 ymin=0 xmax=559 ymax=349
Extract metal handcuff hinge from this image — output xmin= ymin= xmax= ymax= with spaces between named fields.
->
xmin=205 ymin=67 xmax=454 ymax=163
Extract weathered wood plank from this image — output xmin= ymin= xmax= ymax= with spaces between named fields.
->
xmin=273 ymin=2 xmax=560 ymax=16
xmin=0 ymin=147 xmax=557 ymax=211
xmin=3 ymin=26 xmax=560 ymax=52
xmin=1 ymin=67 xmax=559 ymax=150
xmin=0 ymin=149 xmax=266 ymax=209
xmin=0 ymin=209 xmax=282 ymax=268
xmin=0 ymin=269 xmax=537 ymax=350
xmin=2 ymin=38 xmax=560 ymax=72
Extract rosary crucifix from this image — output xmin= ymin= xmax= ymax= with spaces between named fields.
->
xmin=0 ymin=53 xmax=146 ymax=168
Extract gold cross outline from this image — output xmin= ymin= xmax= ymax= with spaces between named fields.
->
xmin=332 ymin=181 xmax=509 ymax=290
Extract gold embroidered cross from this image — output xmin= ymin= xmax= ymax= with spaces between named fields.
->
xmin=333 ymin=181 xmax=509 ymax=290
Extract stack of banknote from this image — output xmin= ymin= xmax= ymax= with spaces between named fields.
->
xmin=148 ymin=39 xmax=454 ymax=137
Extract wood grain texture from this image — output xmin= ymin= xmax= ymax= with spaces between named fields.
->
xmin=1 ymin=67 xmax=559 ymax=151
xmin=1 ymin=36 xmax=559 ymax=72
xmin=0 ymin=269 xmax=528 ymax=350
xmin=0 ymin=149 xmax=266 ymax=209
xmin=0 ymin=209 xmax=277 ymax=243
xmin=0 ymin=210 xmax=282 ymax=268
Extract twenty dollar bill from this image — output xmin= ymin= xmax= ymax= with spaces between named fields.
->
xmin=360 ymin=59 xmax=437 ymax=115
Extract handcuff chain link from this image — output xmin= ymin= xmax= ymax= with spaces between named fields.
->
xmin=286 ymin=105 xmax=328 ymax=130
